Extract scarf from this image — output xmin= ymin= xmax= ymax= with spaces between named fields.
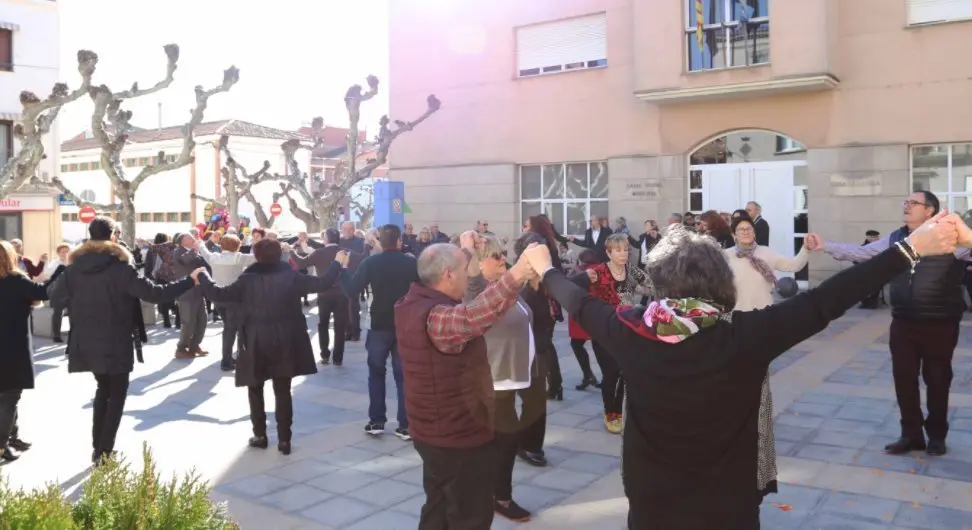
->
xmin=734 ymin=245 xmax=777 ymax=286
xmin=625 ymin=298 xmax=725 ymax=343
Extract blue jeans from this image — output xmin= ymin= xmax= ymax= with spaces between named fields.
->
xmin=366 ymin=329 xmax=407 ymax=429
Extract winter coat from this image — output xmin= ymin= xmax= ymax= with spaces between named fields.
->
xmin=48 ymin=240 xmax=194 ymax=375
xmin=197 ymin=260 xmax=341 ymax=387
xmin=0 ymin=270 xmax=62 ymax=391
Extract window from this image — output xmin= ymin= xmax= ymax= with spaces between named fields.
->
xmin=0 ymin=120 xmax=10 ymax=169
xmin=165 ymin=212 xmax=179 ymax=222
xmin=775 ymin=136 xmax=804 ymax=153
xmin=68 ymin=163 xmax=78 ymax=172
xmin=139 ymin=213 xmax=151 ymax=222
xmin=61 ymin=213 xmax=69 ymax=222
xmin=152 ymin=213 xmax=164 ymax=222
xmin=0 ymin=29 xmax=11 ymax=72
xmin=165 ymin=155 xmax=177 ymax=163
xmin=60 ymin=164 xmax=68 ymax=172
xmin=79 ymin=189 xmax=96 ymax=202
xmin=908 ymin=0 xmax=972 ymax=25
xmin=519 ymin=162 xmax=608 ymax=236
xmin=516 ymin=13 xmax=607 ymax=78
xmin=179 ymin=212 xmax=191 ymax=223
xmin=91 ymin=160 xmax=100 ymax=170
xmin=911 ymin=143 xmax=972 ymax=212
xmin=686 ymin=0 xmax=769 ymax=72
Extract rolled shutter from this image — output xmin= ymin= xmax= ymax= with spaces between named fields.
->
xmin=907 ymin=0 xmax=972 ymax=25
xmin=516 ymin=13 xmax=607 ymax=75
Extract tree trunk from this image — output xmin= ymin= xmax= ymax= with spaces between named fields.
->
xmin=227 ymin=180 xmax=239 ymax=228
xmin=118 ymin=192 xmax=137 ymax=248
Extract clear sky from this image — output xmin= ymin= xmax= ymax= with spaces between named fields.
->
xmin=57 ymin=0 xmax=389 ymax=138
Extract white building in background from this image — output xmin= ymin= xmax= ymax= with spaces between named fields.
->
xmin=0 ymin=0 xmax=62 ymax=257
xmin=58 ymin=120 xmax=311 ymax=242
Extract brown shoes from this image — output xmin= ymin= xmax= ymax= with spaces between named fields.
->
xmin=191 ymin=347 xmax=209 ymax=357
xmin=175 ymin=349 xmax=194 ymax=359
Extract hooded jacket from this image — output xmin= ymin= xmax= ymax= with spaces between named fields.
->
xmin=48 ymin=240 xmax=194 ymax=374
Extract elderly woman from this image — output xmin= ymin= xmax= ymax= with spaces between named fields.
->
xmin=0 ymin=241 xmax=63 ymax=462
xmin=522 ymin=215 xmax=959 ymax=529
xmin=193 ymin=239 xmax=343 ymax=455
xmin=197 ymin=234 xmax=256 ymax=371
xmin=725 ymin=215 xmax=810 ymax=498
xmin=462 ymin=235 xmax=537 ymax=522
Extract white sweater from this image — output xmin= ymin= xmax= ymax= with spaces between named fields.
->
xmin=725 ymin=246 xmax=809 ymax=311
xmin=198 ymin=246 xmax=256 ymax=287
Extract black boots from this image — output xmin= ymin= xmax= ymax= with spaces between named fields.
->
xmin=883 ymin=437 xmax=926 ymax=455
xmin=575 ymin=376 xmax=601 ymax=391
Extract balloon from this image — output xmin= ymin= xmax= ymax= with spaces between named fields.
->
xmin=211 ymin=214 xmax=221 ymax=223
xmin=776 ymin=277 xmax=799 ymax=299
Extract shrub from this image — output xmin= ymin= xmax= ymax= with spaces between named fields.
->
xmin=0 ymin=443 xmax=237 ymax=530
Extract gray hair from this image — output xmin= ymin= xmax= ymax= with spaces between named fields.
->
xmin=669 ymin=213 xmax=683 ymax=223
xmin=746 ymin=201 xmax=762 ymax=212
xmin=418 ymin=243 xmax=465 ymax=285
xmin=477 ymin=235 xmax=504 ymax=260
xmin=646 ymin=226 xmax=736 ymax=310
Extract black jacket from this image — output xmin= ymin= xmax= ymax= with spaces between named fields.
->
xmin=199 ymin=261 xmax=340 ymax=387
xmin=753 ymin=216 xmax=770 ymax=247
xmin=628 ymin=233 xmax=661 ymax=269
xmin=0 ymin=270 xmax=61 ymax=391
xmin=578 ymin=226 xmax=613 ymax=262
xmin=338 ymin=251 xmax=418 ymax=331
xmin=48 ymin=241 xmax=193 ymax=375
xmin=543 ymin=246 xmax=912 ymax=530
xmin=887 ymin=227 xmax=966 ymax=320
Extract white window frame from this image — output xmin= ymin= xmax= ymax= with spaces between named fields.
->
xmin=684 ymin=0 xmax=770 ymax=72
xmin=907 ymin=0 xmax=972 ymax=26
xmin=516 ymin=13 xmax=608 ymax=78
xmin=519 ymin=162 xmax=609 ymax=237
xmin=910 ymin=142 xmax=972 ymax=212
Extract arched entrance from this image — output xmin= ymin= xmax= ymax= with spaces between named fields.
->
xmin=688 ymin=129 xmax=809 ymax=285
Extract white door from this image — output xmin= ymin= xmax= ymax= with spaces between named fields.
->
xmin=702 ymin=168 xmax=743 ymax=214
xmin=750 ymin=166 xmax=796 ymax=279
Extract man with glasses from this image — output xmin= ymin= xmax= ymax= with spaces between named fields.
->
xmin=806 ymin=190 xmax=967 ymax=456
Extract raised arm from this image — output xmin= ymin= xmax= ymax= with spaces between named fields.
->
xmin=290 ymin=248 xmax=315 ymax=269
xmin=767 ymin=246 xmax=810 ymax=273
xmin=196 ymin=272 xmax=245 ymax=303
xmin=295 ymin=262 xmax=342 ymax=295
xmin=196 ymin=242 xmax=215 ymax=265
xmin=820 ymin=236 xmax=890 ymax=262
xmin=338 ymin=255 xmax=371 ymax=297
xmin=427 ymin=270 xmax=524 ymax=354
xmin=125 ymin=269 xmax=195 ymax=304
xmin=543 ymin=269 xmax=633 ymax=363
xmin=16 ymin=268 xmax=63 ymax=302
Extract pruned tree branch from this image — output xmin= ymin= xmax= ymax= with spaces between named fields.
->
xmin=243 ymin=185 xmax=285 ymax=229
xmin=49 ymin=179 xmax=118 ymax=212
xmin=0 ymin=50 xmax=99 ymax=198
xmin=278 ymin=182 xmax=316 ymax=228
xmin=218 ymin=135 xmax=278 ymax=226
xmin=189 ymin=193 xmax=226 ymax=208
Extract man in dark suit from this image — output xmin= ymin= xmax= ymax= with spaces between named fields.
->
xmin=338 ymin=222 xmax=369 ymax=341
xmin=293 ymin=228 xmax=352 ymax=365
xmin=746 ymin=201 xmax=770 ymax=246
xmin=570 ymin=215 xmax=613 ymax=262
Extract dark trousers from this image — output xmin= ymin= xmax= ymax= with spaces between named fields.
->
xmin=964 ymin=270 xmax=972 ymax=307
xmin=318 ymin=293 xmax=349 ymax=363
xmin=248 ymin=377 xmax=293 ymax=442
xmin=365 ymin=329 xmax=407 ymax=428
xmin=494 ymin=374 xmax=547 ymax=499
xmin=216 ymin=303 xmax=241 ymax=365
xmin=0 ymin=389 xmax=22 ymax=449
xmin=570 ymin=338 xmax=598 ymax=380
xmin=176 ymin=295 xmax=207 ymax=351
xmin=414 ymin=439 xmax=495 ymax=530
xmin=889 ymin=317 xmax=959 ymax=441
xmin=52 ymin=303 xmax=66 ymax=339
xmin=592 ymin=341 xmax=624 ymax=415
xmin=92 ymin=373 xmax=130 ymax=455
xmin=537 ymin=325 xmax=562 ymax=391
xmin=348 ymin=296 xmax=362 ymax=338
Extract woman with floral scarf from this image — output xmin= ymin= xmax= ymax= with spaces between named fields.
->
xmin=724 ymin=216 xmax=809 ymax=498
xmin=523 ymin=219 xmax=958 ymax=530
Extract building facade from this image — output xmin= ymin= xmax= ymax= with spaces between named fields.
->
xmin=387 ymin=0 xmax=972 ymax=283
xmin=59 ymin=120 xmax=312 ymax=241
xmin=0 ymin=0 xmax=62 ymax=258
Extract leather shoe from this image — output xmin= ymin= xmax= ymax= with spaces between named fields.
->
xmin=278 ymin=441 xmax=291 ymax=455
xmin=883 ymin=437 xmax=926 ymax=455
xmin=926 ymin=439 xmax=947 ymax=456
xmin=1 ymin=447 xmax=19 ymax=462
xmin=8 ymin=438 xmax=30 ymax=452
xmin=248 ymin=436 xmax=269 ymax=449
xmin=517 ymin=449 xmax=547 ymax=467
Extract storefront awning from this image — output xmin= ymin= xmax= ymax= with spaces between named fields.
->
xmin=0 ymin=21 xmax=20 ymax=31
xmin=0 ymin=112 xmax=22 ymax=121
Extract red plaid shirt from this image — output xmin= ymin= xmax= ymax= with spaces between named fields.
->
xmin=427 ymin=270 xmax=522 ymax=354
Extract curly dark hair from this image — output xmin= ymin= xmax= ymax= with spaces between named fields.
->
xmin=514 ymin=231 xmax=546 ymax=258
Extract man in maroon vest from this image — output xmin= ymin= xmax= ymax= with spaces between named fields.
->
xmin=395 ymin=231 xmax=537 ymax=529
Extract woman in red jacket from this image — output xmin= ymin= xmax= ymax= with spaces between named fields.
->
xmin=568 ymin=249 xmax=602 ymax=391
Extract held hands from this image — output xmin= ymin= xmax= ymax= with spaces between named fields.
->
xmin=522 ymin=243 xmax=553 ymax=276
xmin=39 ymin=253 xmax=49 ymax=263
xmin=939 ymin=212 xmax=972 ymax=248
xmin=586 ymin=268 xmax=598 ymax=283
xmin=909 ymin=211 xmax=959 ymax=256
xmin=804 ymin=233 xmax=823 ymax=251
xmin=459 ymin=230 xmax=479 ymax=252
xmin=335 ymin=250 xmax=350 ymax=268
xmin=189 ymin=267 xmax=206 ymax=284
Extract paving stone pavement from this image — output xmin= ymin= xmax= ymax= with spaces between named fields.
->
xmin=4 ymin=303 xmax=972 ymax=529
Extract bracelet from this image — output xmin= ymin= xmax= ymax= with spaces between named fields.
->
xmin=901 ymin=237 xmax=921 ymax=260
xmin=894 ymin=241 xmax=919 ymax=271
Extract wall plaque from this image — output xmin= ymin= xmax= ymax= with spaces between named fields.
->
xmin=830 ymin=173 xmax=882 ymax=197
xmin=625 ymin=181 xmax=660 ymax=199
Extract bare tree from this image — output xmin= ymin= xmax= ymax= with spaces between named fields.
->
xmin=52 ymin=45 xmax=238 ymax=246
xmin=349 ymin=180 xmax=375 ymax=229
xmin=273 ymin=76 xmax=440 ymax=232
xmin=190 ymin=134 xmax=282 ymax=228
xmin=0 ymin=51 xmax=99 ymax=198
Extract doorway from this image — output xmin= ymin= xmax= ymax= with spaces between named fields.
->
xmin=688 ymin=130 xmax=809 ymax=285
xmin=0 ymin=213 xmax=21 ymax=241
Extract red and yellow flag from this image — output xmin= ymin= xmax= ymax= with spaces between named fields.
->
xmin=695 ymin=0 xmax=704 ymax=50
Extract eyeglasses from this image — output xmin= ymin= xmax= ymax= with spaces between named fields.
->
xmin=903 ymin=200 xmax=928 ymax=208
xmin=487 ymin=253 xmax=505 ymax=261
xmin=735 ymin=227 xmax=755 ymax=234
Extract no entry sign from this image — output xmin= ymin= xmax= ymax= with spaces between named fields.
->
xmin=269 ymin=203 xmax=282 ymax=217
xmin=78 ymin=206 xmax=97 ymax=223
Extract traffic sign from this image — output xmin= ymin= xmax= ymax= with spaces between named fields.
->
xmin=78 ymin=206 xmax=97 ymax=223
xmin=269 ymin=203 xmax=282 ymax=217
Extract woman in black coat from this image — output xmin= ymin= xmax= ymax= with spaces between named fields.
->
xmin=194 ymin=238 xmax=342 ymax=455
xmin=0 ymin=240 xmax=63 ymax=462
xmin=523 ymin=217 xmax=960 ymax=530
